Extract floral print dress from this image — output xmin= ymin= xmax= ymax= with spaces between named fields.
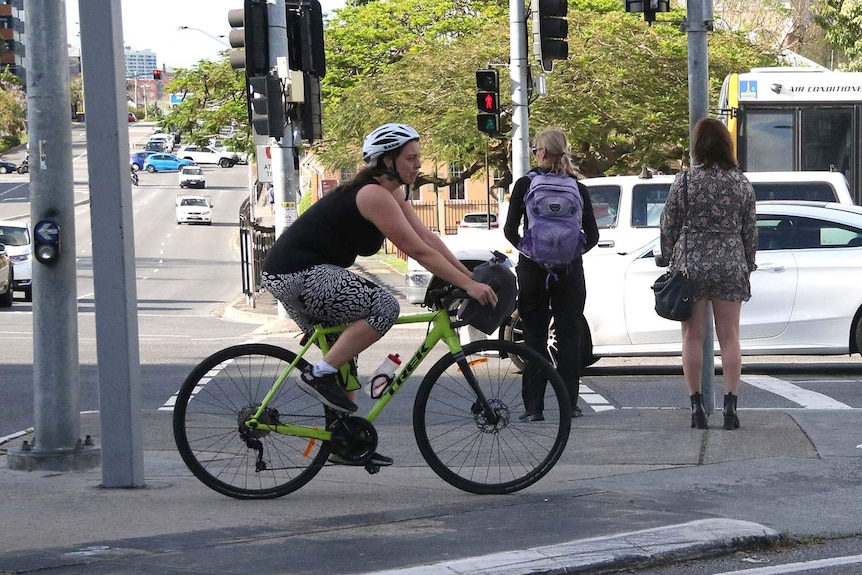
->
xmin=659 ymin=165 xmax=758 ymax=302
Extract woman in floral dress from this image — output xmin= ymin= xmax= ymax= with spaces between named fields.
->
xmin=659 ymin=118 xmax=758 ymax=431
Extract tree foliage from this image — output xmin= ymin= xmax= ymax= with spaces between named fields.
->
xmin=317 ymin=0 xmax=778 ymax=183
xmin=160 ymin=58 xmax=252 ymax=152
xmin=0 ymin=67 xmax=26 ymax=147
xmin=815 ymin=0 xmax=862 ymax=69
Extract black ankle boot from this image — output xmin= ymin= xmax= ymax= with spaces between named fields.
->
xmin=690 ymin=392 xmax=707 ymax=429
xmin=723 ymin=393 xmax=740 ymax=430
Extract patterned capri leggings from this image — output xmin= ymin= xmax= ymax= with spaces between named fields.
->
xmin=261 ymin=265 xmax=400 ymax=339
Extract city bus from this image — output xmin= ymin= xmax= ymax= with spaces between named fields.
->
xmin=718 ymin=67 xmax=862 ymax=204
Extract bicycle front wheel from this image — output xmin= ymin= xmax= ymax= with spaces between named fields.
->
xmin=173 ymin=344 xmax=330 ymax=499
xmin=413 ymin=339 xmax=571 ymax=495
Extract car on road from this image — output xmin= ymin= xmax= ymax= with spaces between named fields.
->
xmin=175 ymin=194 xmax=213 ymax=225
xmin=0 ymin=220 xmax=31 ymax=302
xmin=176 ymin=145 xmax=239 ymax=168
xmin=178 ymin=166 xmax=206 ymax=189
xmin=143 ymin=153 xmax=194 ymax=173
xmin=130 ymin=151 xmax=154 ymax=172
xmin=0 ymin=242 xmax=12 ymax=307
xmin=0 ymin=159 xmax=17 ymax=174
xmin=143 ymin=140 xmax=169 ymax=153
xmin=458 ymin=211 xmax=498 ymax=231
xmin=147 ymin=133 xmax=175 ymax=151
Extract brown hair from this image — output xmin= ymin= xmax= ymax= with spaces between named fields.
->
xmin=534 ymin=128 xmax=578 ymax=177
xmin=692 ymin=118 xmax=737 ymax=169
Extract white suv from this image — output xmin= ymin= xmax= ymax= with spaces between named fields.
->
xmin=0 ymin=220 xmax=32 ymax=301
xmin=405 ymin=170 xmax=855 ymax=303
xmin=176 ymin=145 xmax=238 ymax=168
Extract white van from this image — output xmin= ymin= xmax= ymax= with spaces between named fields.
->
xmin=0 ymin=219 xmax=31 ymax=301
xmin=405 ymin=171 xmax=855 ymax=303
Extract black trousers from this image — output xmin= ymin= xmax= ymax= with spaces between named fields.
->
xmin=516 ymin=256 xmax=586 ymax=413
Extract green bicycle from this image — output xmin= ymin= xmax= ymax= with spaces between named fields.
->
xmin=173 ymin=276 xmax=571 ymax=499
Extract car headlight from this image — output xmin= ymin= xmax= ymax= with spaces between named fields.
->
xmin=406 ymin=272 xmax=432 ymax=288
xmin=10 ymin=254 xmax=29 ymax=263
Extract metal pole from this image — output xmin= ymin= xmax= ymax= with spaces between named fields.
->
xmin=509 ymin=0 xmax=530 ymax=182
xmin=79 ymin=0 xmax=145 ymax=486
xmin=8 ymin=0 xmax=99 ymax=472
xmin=686 ymin=0 xmax=715 ymax=413
xmin=268 ymin=0 xmax=295 ymax=320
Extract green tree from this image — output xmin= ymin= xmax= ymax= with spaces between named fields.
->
xmin=0 ymin=67 xmax=26 ymax=148
xmin=160 ymin=58 xmax=251 ymax=153
xmin=815 ymin=0 xmax=862 ymax=69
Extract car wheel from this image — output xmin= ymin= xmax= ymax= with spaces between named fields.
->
xmin=0 ymin=281 xmax=12 ymax=308
xmin=23 ymin=286 xmax=32 ymax=302
xmin=146 ymin=166 xmax=156 ymax=173
xmin=218 ymin=158 xmax=232 ymax=168
xmin=0 ymin=166 xmax=8 ymax=174
xmin=855 ymin=316 xmax=862 ymax=357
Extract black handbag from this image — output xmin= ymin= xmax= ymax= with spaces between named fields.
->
xmin=652 ymin=172 xmax=694 ymax=321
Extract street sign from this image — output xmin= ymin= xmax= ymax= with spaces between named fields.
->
xmin=256 ymin=145 xmax=272 ymax=182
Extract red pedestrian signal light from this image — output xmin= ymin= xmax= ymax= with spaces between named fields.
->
xmin=476 ymin=69 xmax=500 ymax=136
xmin=153 ymin=69 xmax=162 ymax=80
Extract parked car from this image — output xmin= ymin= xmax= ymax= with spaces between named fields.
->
xmin=178 ymin=166 xmax=206 ymax=189
xmin=0 ymin=242 xmax=12 ymax=307
xmin=143 ymin=153 xmax=194 ymax=173
xmin=128 ymin=112 xmax=137 ymax=122
xmin=458 ymin=211 xmax=498 ymax=231
xmin=175 ymin=194 xmax=213 ymax=225
xmin=0 ymin=219 xmax=31 ymax=301
xmin=147 ymin=133 xmax=175 ymax=151
xmin=144 ymin=140 xmax=168 ymax=154
xmin=419 ymin=202 xmax=862 ymax=366
xmin=0 ymin=159 xmax=17 ymax=174
xmin=176 ymin=145 xmax=238 ymax=168
xmin=130 ymin=151 xmax=154 ymax=172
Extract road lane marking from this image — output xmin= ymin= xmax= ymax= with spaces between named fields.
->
xmin=579 ymin=384 xmax=615 ymax=412
xmin=712 ymin=553 xmax=862 ymax=574
xmin=741 ymin=374 xmax=852 ymax=409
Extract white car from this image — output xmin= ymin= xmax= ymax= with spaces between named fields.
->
xmin=406 ymin=171 xmax=856 ymax=304
xmin=411 ymin=202 xmax=862 ymax=364
xmin=176 ymin=145 xmax=238 ymax=168
xmin=0 ymin=220 xmax=31 ymax=301
xmin=175 ymin=195 xmax=213 ymax=225
xmin=178 ymin=166 xmax=206 ymax=189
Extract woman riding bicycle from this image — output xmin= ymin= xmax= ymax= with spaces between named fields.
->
xmin=261 ymin=123 xmax=497 ymax=465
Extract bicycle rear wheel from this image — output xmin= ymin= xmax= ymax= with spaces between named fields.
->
xmin=413 ymin=339 xmax=571 ymax=494
xmin=173 ymin=343 xmax=330 ymax=499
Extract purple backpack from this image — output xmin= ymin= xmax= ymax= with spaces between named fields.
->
xmin=519 ymin=171 xmax=586 ymax=271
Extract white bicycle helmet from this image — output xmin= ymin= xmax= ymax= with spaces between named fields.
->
xmin=362 ymin=123 xmax=420 ymax=167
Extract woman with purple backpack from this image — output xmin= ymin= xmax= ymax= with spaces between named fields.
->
xmin=504 ymin=128 xmax=600 ymax=420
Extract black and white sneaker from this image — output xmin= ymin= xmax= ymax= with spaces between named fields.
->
xmin=298 ymin=367 xmax=357 ymax=413
xmin=329 ymin=452 xmax=394 ymax=466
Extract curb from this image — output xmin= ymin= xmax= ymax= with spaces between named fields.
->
xmin=359 ymin=519 xmax=780 ymax=575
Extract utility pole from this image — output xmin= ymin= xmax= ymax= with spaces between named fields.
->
xmin=509 ymin=0 xmax=530 ymax=182
xmin=686 ymin=0 xmax=716 ymax=413
xmin=7 ymin=0 xmax=99 ymax=471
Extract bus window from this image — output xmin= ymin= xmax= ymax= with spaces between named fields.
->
xmin=800 ymin=107 xmax=853 ymax=178
xmin=743 ymin=111 xmax=794 ymax=171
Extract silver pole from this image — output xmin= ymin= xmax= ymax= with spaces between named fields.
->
xmin=509 ymin=0 xmax=530 ymax=182
xmin=687 ymin=0 xmax=715 ymax=413
xmin=8 ymin=0 xmax=99 ymax=472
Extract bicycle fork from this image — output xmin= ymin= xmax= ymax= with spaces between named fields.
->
xmin=452 ymin=352 xmax=501 ymax=426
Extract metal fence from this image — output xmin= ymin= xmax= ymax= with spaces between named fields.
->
xmin=411 ymin=201 xmax=498 ymax=235
xmin=239 ymin=198 xmax=276 ymax=297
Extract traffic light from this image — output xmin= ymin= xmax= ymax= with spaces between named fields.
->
xmin=248 ymin=74 xmax=285 ymax=137
xmin=153 ymin=69 xmax=162 ymax=81
xmin=624 ymin=0 xmax=669 ymax=23
xmin=286 ymin=0 xmax=326 ymax=78
xmin=300 ymin=75 xmax=323 ymax=143
xmin=476 ymin=69 xmax=500 ymax=136
xmin=532 ymin=0 xmax=568 ymax=73
xmin=228 ymin=0 xmax=270 ymax=76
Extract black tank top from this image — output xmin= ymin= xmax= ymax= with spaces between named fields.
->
xmin=262 ymin=181 xmax=385 ymax=274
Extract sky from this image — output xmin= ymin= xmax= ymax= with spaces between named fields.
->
xmin=64 ymin=0 xmax=344 ymax=70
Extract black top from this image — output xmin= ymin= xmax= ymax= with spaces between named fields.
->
xmin=262 ymin=181 xmax=385 ymax=275
xmin=503 ymin=168 xmax=600 ymax=258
